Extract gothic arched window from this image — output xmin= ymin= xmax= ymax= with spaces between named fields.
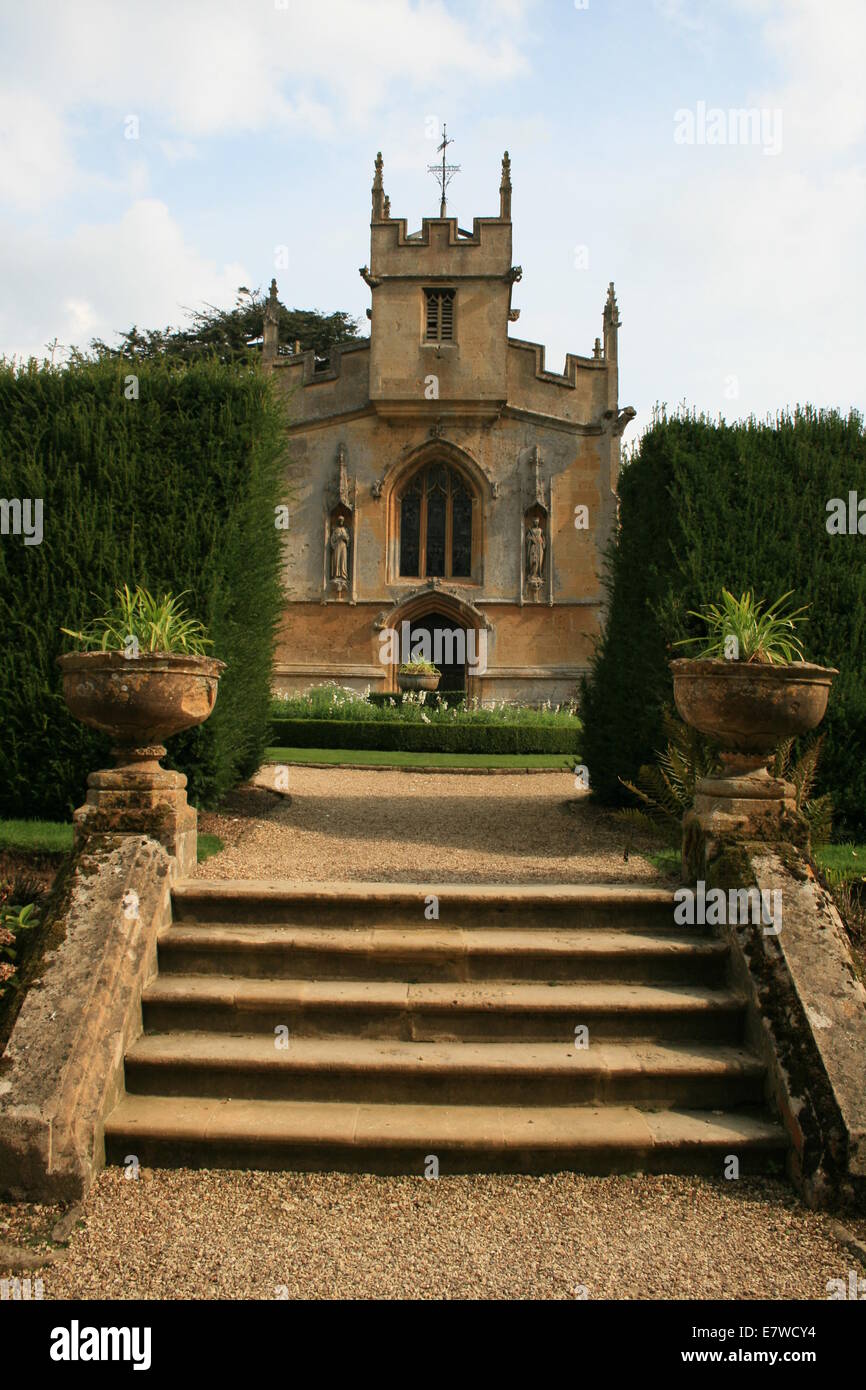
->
xmin=398 ymin=463 xmax=474 ymax=580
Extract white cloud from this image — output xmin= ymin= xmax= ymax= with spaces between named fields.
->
xmin=653 ymin=0 xmax=719 ymax=48
xmin=0 ymin=0 xmax=532 ymax=210
xmin=158 ymin=140 xmax=198 ymax=166
xmin=0 ymin=89 xmax=78 ymax=209
xmin=657 ymin=0 xmax=866 ymax=154
xmin=0 ymin=199 xmax=248 ymax=362
xmin=746 ymin=0 xmax=866 ymax=153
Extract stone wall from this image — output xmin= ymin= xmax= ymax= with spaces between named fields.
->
xmin=0 ymin=836 xmax=171 ymax=1201
xmin=702 ymin=844 xmax=866 ymax=1207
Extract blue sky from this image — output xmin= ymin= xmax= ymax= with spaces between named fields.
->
xmin=1 ymin=0 xmax=864 ymax=431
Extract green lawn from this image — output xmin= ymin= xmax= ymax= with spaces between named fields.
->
xmin=0 ymin=819 xmax=73 ymax=854
xmin=265 ymin=746 xmax=574 ymax=769
xmin=197 ymin=833 xmax=224 ymax=863
xmin=644 ymin=843 xmax=866 ymax=882
xmin=0 ymin=819 xmax=224 ymax=864
xmin=812 ymin=843 xmax=866 ymax=881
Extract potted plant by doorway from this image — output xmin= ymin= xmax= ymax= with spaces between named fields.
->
xmin=58 ymin=584 xmax=225 ymax=772
xmin=396 ymin=657 xmax=441 ymax=694
xmin=669 ymin=589 xmax=837 ymax=805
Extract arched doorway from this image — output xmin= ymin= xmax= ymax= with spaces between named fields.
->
xmin=405 ymin=609 xmax=467 ymax=694
xmin=382 ymin=590 xmax=489 ymax=700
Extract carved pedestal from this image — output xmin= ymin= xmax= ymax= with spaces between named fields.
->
xmin=73 ymin=750 xmax=197 ymax=879
xmin=683 ymin=756 xmax=807 ymax=881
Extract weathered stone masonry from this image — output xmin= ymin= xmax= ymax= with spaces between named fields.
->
xmin=265 ymin=151 xmax=635 ymax=704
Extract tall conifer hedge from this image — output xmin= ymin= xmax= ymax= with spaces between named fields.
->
xmin=580 ymin=406 xmax=866 ymax=837
xmin=0 ymin=357 xmax=286 ymax=819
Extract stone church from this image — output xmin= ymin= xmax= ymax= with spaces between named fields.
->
xmin=264 ymin=150 xmax=634 ymax=703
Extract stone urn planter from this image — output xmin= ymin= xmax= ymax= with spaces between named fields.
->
xmin=397 ymin=669 xmax=441 ymax=694
xmin=670 ymin=657 xmax=837 ymax=865
xmin=58 ymin=651 xmax=225 ymax=874
xmin=58 ymin=651 xmax=225 ymax=771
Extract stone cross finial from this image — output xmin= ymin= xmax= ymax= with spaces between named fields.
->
xmin=372 ymin=151 xmax=385 ymax=221
xmin=603 ymin=281 xmax=621 ymax=363
xmin=604 ymin=281 xmax=621 ymax=328
xmin=500 ymin=150 xmax=512 ymax=220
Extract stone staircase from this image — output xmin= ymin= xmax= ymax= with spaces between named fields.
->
xmin=104 ymin=881 xmax=788 ymax=1175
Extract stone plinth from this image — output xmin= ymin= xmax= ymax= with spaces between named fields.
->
xmin=683 ymin=763 xmax=808 ymax=882
xmin=73 ymin=765 xmax=197 ymax=878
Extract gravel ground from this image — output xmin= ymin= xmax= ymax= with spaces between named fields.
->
xmin=6 ymin=770 xmax=852 ymax=1304
xmin=196 ymin=769 xmax=664 ymax=884
xmin=4 ymin=1169 xmax=859 ymax=1301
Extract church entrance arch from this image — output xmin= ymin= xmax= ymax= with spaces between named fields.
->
xmin=404 ymin=608 xmax=466 ymax=693
xmin=382 ymin=591 xmax=488 ymax=700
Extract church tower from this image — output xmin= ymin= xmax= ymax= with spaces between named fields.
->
xmin=267 ymin=139 xmax=633 ymax=704
xmin=362 ymin=150 xmax=519 ymax=420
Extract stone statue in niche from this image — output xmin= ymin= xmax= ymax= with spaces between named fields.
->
xmin=525 ymin=517 xmax=545 ymax=589
xmin=330 ymin=512 xmax=350 ymax=592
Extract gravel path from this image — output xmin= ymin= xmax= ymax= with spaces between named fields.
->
xmin=196 ymin=768 xmax=664 ymax=883
xmin=6 ymin=770 xmax=849 ymax=1304
xmin=7 ymin=1170 xmax=858 ymax=1301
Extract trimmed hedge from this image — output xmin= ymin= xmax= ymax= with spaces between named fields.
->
xmin=580 ymin=407 xmax=866 ymax=836
xmin=270 ymin=719 xmax=581 ymax=755
xmin=0 ymin=357 xmax=285 ymax=817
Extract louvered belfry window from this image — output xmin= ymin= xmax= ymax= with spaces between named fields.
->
xmin=424 ymin=289 xmax=455 ymax=342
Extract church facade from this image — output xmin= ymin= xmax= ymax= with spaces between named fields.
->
xmin=265 ymin=151 xmax=634 ymax=704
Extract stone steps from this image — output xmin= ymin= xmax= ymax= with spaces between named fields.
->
xmin=142 ymin=975 xmax=746 ymax=1041
xmin=124 ymin=1034 xmax=767 ymax=1107
xmin=158 ymin=925 xmax=729 ymax=984
xmin=104 ymin=878 xmax=788 ymax=1176
xmin=170 ymin=880 xmax=682 ymax=930
xmin=104 ymin=1096 xmax=786 ymax=1176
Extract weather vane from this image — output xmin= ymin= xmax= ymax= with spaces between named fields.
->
xmin=427 ymin=123 xmax=460 ymax=217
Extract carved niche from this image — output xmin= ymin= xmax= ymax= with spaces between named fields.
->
xmin=324 ymin=444 xmax=356 ymax=603
xmin=520 ymin=444 xmax=552 ymax=606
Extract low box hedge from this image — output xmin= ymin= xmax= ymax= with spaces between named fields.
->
xmin=270 ymin=719 xmax=581 ymax=755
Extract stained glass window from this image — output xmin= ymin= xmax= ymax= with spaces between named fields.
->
xmin=399 ymin=478 xmax=422 ymax=577
xmin=451 ymin=480 xmax=472 ymax=578
xmin=397 ymin=464 xmax=474 ymax=580
xmin=426 ymin=466 xmax=447 ymax=577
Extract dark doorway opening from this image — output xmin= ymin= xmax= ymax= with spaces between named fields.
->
xmin=408 ymin=610 xmax=467 ymax=694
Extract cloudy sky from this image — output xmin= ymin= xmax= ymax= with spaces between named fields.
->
xmin=0 ymin=0 xmax=863 ymax=428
